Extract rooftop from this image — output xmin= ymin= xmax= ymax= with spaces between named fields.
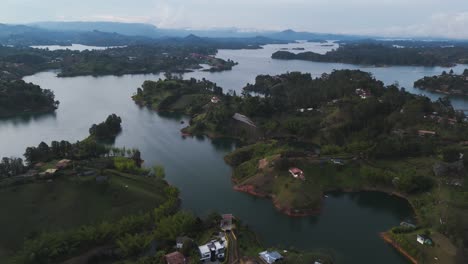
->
xmin=165 ymin=251 xmax=185 ymax=264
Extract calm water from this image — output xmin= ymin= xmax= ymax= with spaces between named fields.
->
xmin=4 ymin=42 xmax=465 ymax=263
xmin=30 ymin=44 xmax=125 ymax=51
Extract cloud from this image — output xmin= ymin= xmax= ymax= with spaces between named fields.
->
xmin=355 ymin=12 xmax=468 ymax=39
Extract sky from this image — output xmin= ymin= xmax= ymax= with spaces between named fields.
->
xmin=3 ymin=0 xmax=468 ymax=39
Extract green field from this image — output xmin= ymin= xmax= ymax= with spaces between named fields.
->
xmin=0 ymin=166 xmax=169 ymax=262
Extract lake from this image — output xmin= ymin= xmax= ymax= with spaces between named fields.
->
xmin=30 ymin=44 xmax=126 ymax=51
xmin=3 ymin=41 xmax=465 ymax=263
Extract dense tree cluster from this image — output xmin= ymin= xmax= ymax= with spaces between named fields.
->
xmin=272 ymin=44 xmax=468 ymax=66
xmin=0 ymin=44 xmax=237 ymax=80
xmin=89 ymin=114 xmax=122 ymax=141
xmin=414 ymin=69 xmax=468 ymax=95
xmin=0 ymin=80 xmax=59 ymax=117
xmin=133 ymin=77 xmax=222 ymax=113
xmin=0 ymin=157 xmax=27 ymax=178
xmin=23 ymin=139 xmax=106 ymax=165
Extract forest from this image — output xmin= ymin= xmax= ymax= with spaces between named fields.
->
xmin=414 ymin=69 xmax=468 ymax=95
xmin=0 ymin=79 xmax=59 ymax=117
xmin=272 ymin=43 xmax=468 ymax=66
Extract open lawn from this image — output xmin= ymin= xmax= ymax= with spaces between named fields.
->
xmin=0 ymin=168 xmax=168 ymax=262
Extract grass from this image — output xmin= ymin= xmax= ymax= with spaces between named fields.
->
xmin=388 ymin=229 xmax=458 ymax=264
xmin=0 ymin=166 xmax=168 ymax=262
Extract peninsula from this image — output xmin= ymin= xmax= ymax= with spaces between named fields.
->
xmin=134 ymin=70 xmax=468 ymax=263
xmin=414 ymin=69 xmax=468 ymax=96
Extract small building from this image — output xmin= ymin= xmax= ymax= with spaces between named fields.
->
xmin=416 ymin=234 xmax=433 ymax=246
xmin=211 ymin=96 xmax=221 ymax=104
xmin=56 ymin=159 xmax=72 ymax=169
xmin=220 ymin=214 xmax=234 ymax=231
xmin=176 ymin=236 xmax=191 ymax=249
xmin=165 ymin=251 xmax=186 ymax=264
xmin=400 ymin=221 xmax=416 ymax=228
xmin=355 ymin=88 xmax=372 ymax=99
xmin=418 ymin=130 xmax=436 ymax=137
xmin=259 ymin=251 xmax=283 ymax=264
xmin=330 ymin=159 xmax=345 ymax=166
xmin=289 ymin=167 xmax=305 ymax=180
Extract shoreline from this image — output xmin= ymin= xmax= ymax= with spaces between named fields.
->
xmin=232 ymin=183 xmax=417 ymax=219
xmin=380 ymin=232 xmax=418 ymax=264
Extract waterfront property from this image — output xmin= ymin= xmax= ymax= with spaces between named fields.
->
xmin=416 ymin=234 xmax=433 ymax=246
xmin=259 ymin=251 xmax=283 ymax=264
xmin=289 ymin=167 xmax=305 ymax=180
xmin=220 ymin=214 xmax=234 ymax=231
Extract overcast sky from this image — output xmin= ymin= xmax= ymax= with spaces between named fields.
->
xmin=3 ymin=0 xmax=468 ymax=39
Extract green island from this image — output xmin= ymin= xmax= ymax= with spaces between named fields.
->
xmin=414 ymin=69 xmax=468 ymax=96
xmin=89 ymin=113 xmax=123 ymax=142
xmin=0 ymin=79 xmax=59 ymax=118
xmin=0 ymin=43 xmax=238 ymax=80
xmin=133 ymin=70 xmax=468 ymax=263
xmin=0 ymin=115 xmax=330 ymax=264
xmin=271 ymin=43 xmax=468 ymax=67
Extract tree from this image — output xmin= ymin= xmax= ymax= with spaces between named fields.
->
xmin=442 ymin=147 xmax=461 ymax=163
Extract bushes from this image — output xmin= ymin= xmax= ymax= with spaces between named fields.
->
xmin=14 ymin=186 xmax=179 ymax=264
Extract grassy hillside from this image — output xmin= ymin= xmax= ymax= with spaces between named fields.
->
xmin=0 ymin=158 xmax=170 ymax=262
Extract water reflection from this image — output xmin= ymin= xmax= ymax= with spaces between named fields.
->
xmin=0 ymin=111 xmax=57 ymax=126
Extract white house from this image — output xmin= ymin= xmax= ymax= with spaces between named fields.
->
xmin=199 ymin=244 xmax=211 ymax=261
xmin=199 ymin=239 xmax=226 ymax=261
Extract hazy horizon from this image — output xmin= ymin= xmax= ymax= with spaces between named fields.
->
xmin=2 ymin=0 xmax=468 ymax=39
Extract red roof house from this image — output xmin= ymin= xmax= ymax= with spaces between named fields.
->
xmin=165 ymin=252 xmax=186 ymax=264
xmin=289 ymin=168 xmax=305 ymax=180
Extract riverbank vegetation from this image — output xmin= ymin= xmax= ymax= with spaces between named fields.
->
xmin=272 ymin=43 xmax=468 ymax=67
xmin=0 ymin=79 xmax=59 ymax=118
xmin=414 ymin=69 xmax=468 ymax=96
xmin=136 ymin=70 xmax=468 ymax=262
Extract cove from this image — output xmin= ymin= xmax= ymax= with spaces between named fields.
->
xmin=0 ymin=71 xmax=413 ymax=263
xmin=3 ymin=41 xmax=463 ymax=262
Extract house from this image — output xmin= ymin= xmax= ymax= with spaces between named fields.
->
xmin=259 ymin=251 xmax=283 ymax=264
xmin=355 ymin=88 xmax=372 ymax=99
xmin=289 ymin=167 xmax=305 ymax=180
xmin=165 ymin=251 xmax=186 ymax=264
xmin=416 ymin=234 xmax=433 ymax=246
xmin=330 ymin=159 xmax=345 ymax=166
xmin=198 ymin=244 xmax=211 ymax=261
xmin=199 ymin=240 xmax=226 ymax=261
xmin=418 ymin=130 xmax=436 ymax=137
xmin=45 ymin=168 xmax=57 ymax=175
xmin=400 ymin=221 xmax=416 ymax=228
xmin=56 ymin=159 xmax=71 ymax=169
xmin=211 ymin=96 xmax=221 ymax=104
xmin=220 ymin=214 xmax=234 ymax=231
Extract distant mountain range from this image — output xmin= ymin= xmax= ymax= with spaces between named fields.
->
xmin=28 ymin=21 xmax=365 ymax=41
xmin=0 ymin=21 xmax=465 ymax=47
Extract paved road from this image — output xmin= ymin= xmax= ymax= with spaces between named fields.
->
xmin=227 ymin=231 xmax=240 ymax=264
